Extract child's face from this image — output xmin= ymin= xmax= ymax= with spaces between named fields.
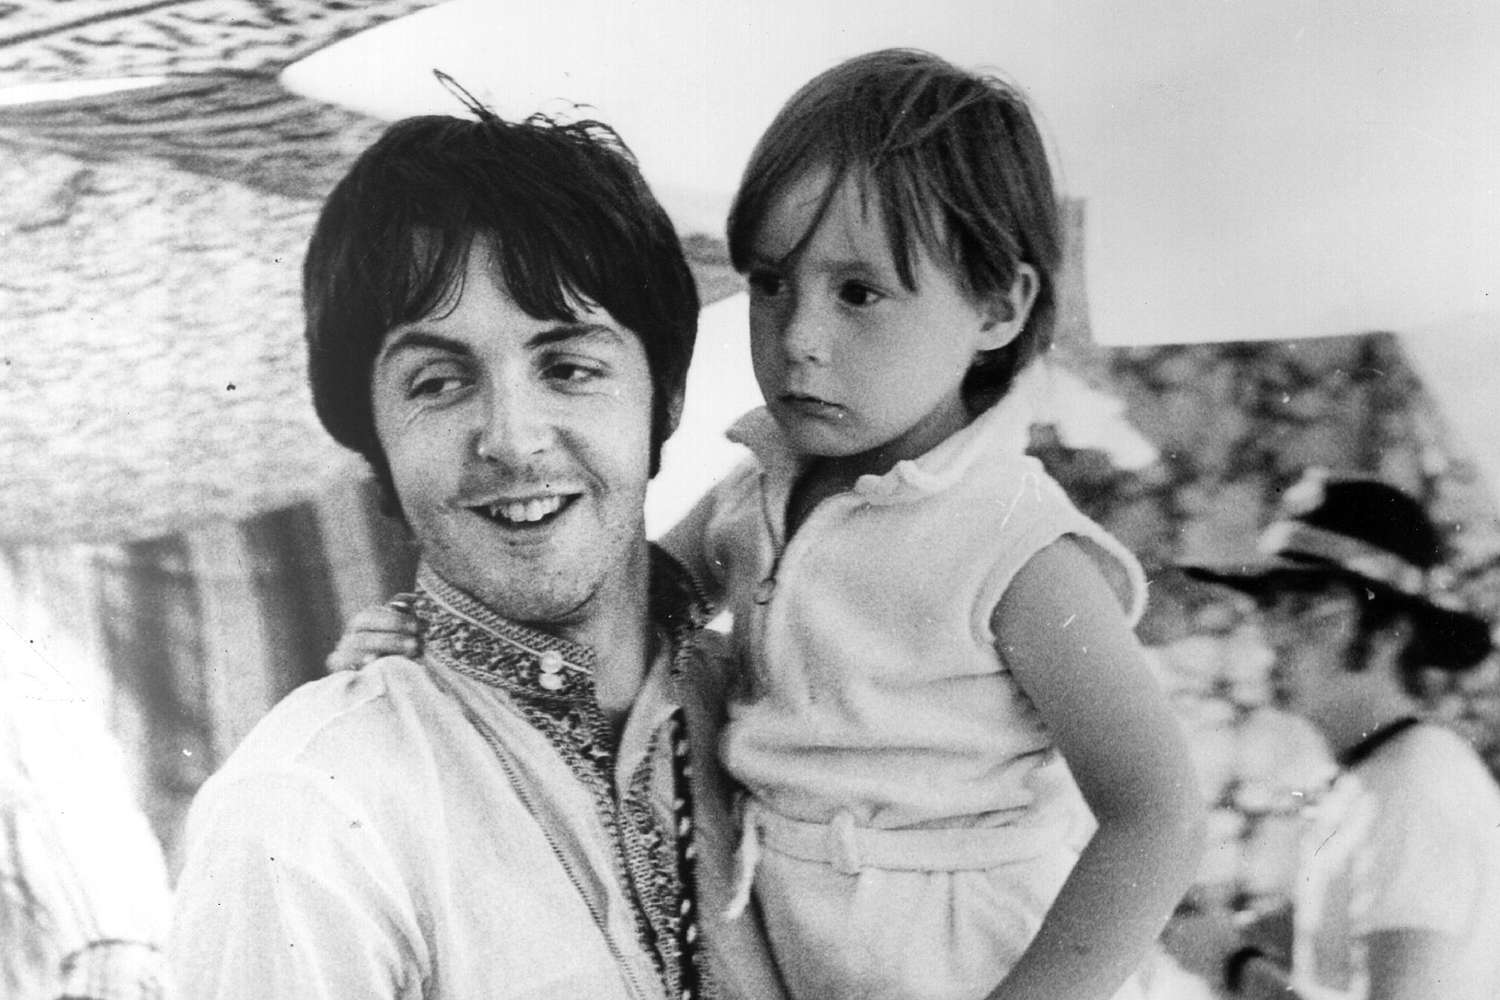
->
xmin=745 ymin=168 xmax=1018 ymax=471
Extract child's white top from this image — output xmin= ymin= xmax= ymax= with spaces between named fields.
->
xmin=670 ymin=387 xmax=1147 ymax=832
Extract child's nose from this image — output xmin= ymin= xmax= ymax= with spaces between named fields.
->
xmin=782 ymin=300 xmax=831 ymax=363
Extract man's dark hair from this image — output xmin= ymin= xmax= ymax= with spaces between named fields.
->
xmin=1269 ymin=572 xmax=1482 ymax=697
xmin=304 ymin=112 xmax=699 ymax=509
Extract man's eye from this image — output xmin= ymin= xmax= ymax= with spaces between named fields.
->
xmin=746 ymin=270 xmax=784 ymax=296
xmin=544 ymin=360 xmax=604 ymax=385
xmin=838 ymin=282 xmax=882 ymax=307
xmin=408 ymin=372 xmax=468 ymax=398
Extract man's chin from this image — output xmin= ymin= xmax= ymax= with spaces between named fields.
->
xmin=417 ymin=502 xmax=647 ymax=632
xmin=427 ymin=544 xmax=600 ymax=625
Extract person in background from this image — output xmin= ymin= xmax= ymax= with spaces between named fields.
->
xmin=168 ymin=107 xmax=786 ymax=999
xmin=2 ymin=626 xmax=172 ymax=1000
xmin=1170 ymin=469 xmax=1500 ymax=1000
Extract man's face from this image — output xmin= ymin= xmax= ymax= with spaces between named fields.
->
xmin=1255 ymin=579 xmax=1360 ymax=714
xmin=370 ymin=241 xmax=657 ymax=631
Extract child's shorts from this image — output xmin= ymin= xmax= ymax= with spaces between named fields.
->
xmin=744 ymin=804 xmax=1147 ymax=1000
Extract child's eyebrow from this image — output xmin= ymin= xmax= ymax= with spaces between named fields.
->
xmin=821 ymin=255 xmax=885 ymax=273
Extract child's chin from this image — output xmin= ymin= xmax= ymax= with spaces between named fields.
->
xmin=781 ymin=421 xmax=858 ymax=455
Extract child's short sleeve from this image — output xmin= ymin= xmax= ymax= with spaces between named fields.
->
xmin=973 ymin=459 xmax=1147 ymax=641
xmin=657 ymin=458 xmax=763 ymax=608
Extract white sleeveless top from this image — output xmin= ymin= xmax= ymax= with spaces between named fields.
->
xmin=678 ymin=393 xmax=1146 ymax=832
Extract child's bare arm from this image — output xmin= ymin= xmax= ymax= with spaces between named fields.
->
xmin=325 ymin=602 xmax=421 ymax=672
xmin=658 ymin=484 xmax=729 ymax=608
xmin=985 ymin=538 xmax=1206 ymax=1000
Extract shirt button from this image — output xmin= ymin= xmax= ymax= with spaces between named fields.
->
xmin=538 ymin=650 xmax=564 ymax=673
xmin=538 ymin=672 xmax=564 ymax=691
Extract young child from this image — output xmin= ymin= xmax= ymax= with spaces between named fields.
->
xmin=333 ymin=48 xmax=1203 ymax=1000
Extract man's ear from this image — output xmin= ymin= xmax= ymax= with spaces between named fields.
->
xmin=1367 ymin=613 xmax=1415 ymax=671
xmin=976 ymin=262 xmax=1040 ymax=352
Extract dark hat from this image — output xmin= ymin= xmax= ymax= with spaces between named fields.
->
xmin=1182 ymin=470 xmax=1494 ymax=669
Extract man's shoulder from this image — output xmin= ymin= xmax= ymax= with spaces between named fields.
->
xmin=177 ymin=657 xmax=465 ymax=882
xmin=206 ymin=658 xmax=444 ymax=799
xmin=1366 ymin=724 xmax=1500 ymax=821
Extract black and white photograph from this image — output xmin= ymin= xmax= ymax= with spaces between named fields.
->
xmin=3 ymin=2 xmax=1498 ymax=998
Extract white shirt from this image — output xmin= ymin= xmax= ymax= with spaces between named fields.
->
xmin=169 ymin=559 xmax=786 ymax=1000
xmin=1294 ymin=722 xmax=1500 ymax=1000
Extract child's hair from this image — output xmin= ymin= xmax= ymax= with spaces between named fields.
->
xmin=727 ymin=48 xmax=1062 ymax=408
xmin=303 ymin=111 xmax=699 ymax=509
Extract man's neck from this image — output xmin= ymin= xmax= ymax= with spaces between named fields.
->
xmin=538 ymin=541 xmax=656 ymax=729
xmin=1318 ymin=687 xmax=1421 ymax=761
xmin=588 ymin=607 xmax=656 ymax=730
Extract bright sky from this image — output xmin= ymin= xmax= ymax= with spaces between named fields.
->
xmin=283 ymin=0 xmax=1500 ymax=347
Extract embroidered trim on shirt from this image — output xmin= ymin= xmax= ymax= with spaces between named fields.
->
xmin=412 ymin=552 xmax=715 ymax=1000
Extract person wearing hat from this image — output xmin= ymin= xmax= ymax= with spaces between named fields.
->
xmin=1170 ymin=470 xmax=1500 ymax=1000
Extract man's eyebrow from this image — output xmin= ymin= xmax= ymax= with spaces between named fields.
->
xmin=526 ymin=323 xmax=627 ymax=350
xmin=377 ymin=329 xmax=472 ymax=365
xmin=377 ymin=322 xmax=626 ymax=365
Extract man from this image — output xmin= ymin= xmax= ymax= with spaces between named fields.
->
xmin=1172 ymin=470 xmax=1500 ymax=1000
xmin=168 ymin=110 xmax=786 ymax=999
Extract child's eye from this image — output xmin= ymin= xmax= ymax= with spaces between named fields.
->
xmin=837 ymin=282 xmax=883 ymax=307
xmin=746 ymin=270 xmax=785 ymax=297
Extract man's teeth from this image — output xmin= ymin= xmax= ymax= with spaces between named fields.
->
xmin=489 ymin=496 xmax=565 ymax=523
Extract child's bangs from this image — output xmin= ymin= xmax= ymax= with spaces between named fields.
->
xmin=863 ymin=163 xmax=963 ymax=293
xmin=816 ymin=111 xmax=984 ymax=295
xmin=733 ymin=149 xmax=952 ymax=294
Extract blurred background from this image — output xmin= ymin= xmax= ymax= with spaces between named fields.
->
xmin=2 ymin=1 xmax=1498 ymax=993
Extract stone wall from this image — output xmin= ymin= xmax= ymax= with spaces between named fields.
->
xmin=1030 ymin=331 xmax=1500 ymax=908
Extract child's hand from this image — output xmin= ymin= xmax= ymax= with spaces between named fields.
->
xmin=325 ymin=600 xmax=421 ymax=672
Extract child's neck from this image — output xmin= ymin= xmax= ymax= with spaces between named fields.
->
xmin=783 ymin=444 xmax=916 ymax=536
xmin=785 ymin=458 xmax=855 ymax=536
xmin=784 ymin=403 xmax=983 ymax=535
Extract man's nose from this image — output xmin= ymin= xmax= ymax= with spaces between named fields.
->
xmin=474 ymin=378 xmax=553 ymax=463
xmin=1260 ymin=622 xmax=1298 ymax=657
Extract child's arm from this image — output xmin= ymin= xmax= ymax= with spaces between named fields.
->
xmin=658 ymin=483 xmax=729 ymax=609
xmin=986 ymin=537 xmax=1205 ymax=1000
xmin=325 ymin=603 xmax=420 ymax=672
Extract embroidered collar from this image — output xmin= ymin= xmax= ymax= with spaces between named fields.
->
xmin=411 ymin=548 xmax=714 ymax=1000
xmin=411 ymin=546 xmax=712 ymax=703
xmin=726 ymin=381 xmax=1035 ymax=505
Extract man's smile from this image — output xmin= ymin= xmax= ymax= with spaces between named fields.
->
xmin=463 ymin=492 xmax=581 ymax=529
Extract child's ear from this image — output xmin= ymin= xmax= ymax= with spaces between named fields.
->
xmin=977 ymin=262 xmax=1040 ymax=352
